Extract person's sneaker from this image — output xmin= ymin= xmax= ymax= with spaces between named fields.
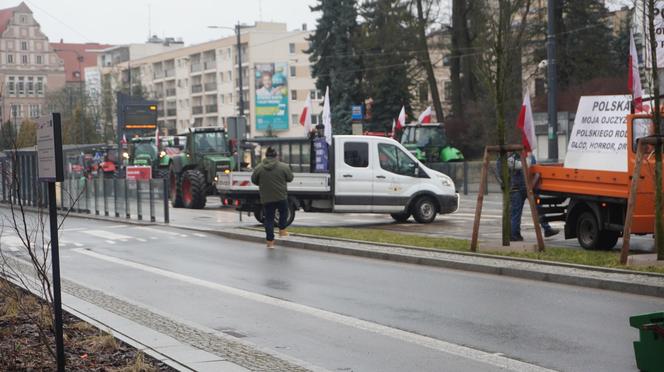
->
xmin=279 ymin=229 xmax=289 ymax=238
xmin=544 ymin=228 xmax=560 ymax=237
xmin=510 ymin=235 xmax=524 ymax=242
xmin=266 ymin=240 xmax=275 ymax=248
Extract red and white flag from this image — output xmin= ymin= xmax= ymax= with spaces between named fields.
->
xmin=121 ymin=133 xmax=127 ymax=145
xmin=322 ymin=86 xmax=332 ymax=144
xmin=629 ymin=30 xmax=643 ymax=112
xmin=392 ymin=106 xmax=406 ymax=138
xmin=516 ymin=88 xmax=536 ymax=153
xmin=299 ymin=95 xmax=313 ymax=133
xmin=418 ymin=106 xmax=432 ymax=124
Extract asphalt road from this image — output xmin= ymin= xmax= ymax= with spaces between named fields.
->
xmin=2 ymin=211 xmax=662 ymax=371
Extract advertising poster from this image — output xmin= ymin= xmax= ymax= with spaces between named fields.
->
xmin=255 ymin=63 xmax=289 ymax=131
xmin=564 ymin=95 xmax=631 ymax=172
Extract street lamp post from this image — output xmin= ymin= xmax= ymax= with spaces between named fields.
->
xmin=208 ymin=23 xmax=247 ymax=117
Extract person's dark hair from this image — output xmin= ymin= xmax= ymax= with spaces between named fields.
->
xmin=265 ymin=147 xmax=277 ymax=158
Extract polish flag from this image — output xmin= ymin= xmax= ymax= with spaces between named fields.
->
xmin=516 ymin=89 xmax=536 ymax=153
xmin=299 ymin=95 xmax=313 ymax=133
xmin=418 ymin=106 xmax=432 ymax=124
xmin=628 ymin=30 xmax=643 ymax=112
xmin=392 ymin=105 xmax=406 ymax=138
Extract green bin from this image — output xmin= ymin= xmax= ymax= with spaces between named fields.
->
xmin=630 ymin=312 xmax=664 ymax=372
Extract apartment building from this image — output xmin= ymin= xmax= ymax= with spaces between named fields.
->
xmin=101 ymin=22 xmax=320 ymax=138
xmin=0 ymin=2 xmax=65 ymax=126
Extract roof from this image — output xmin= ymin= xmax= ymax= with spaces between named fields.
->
xmin=0 ymin=2 xmax=31 ymax=34
xmin=51 ymin=42 xmax=114 ymax=82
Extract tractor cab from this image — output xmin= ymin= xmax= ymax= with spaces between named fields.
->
xmin=400 ymin=122 xmax=464 ymax=163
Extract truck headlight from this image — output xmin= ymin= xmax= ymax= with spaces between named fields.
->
xmin=437 ymin=174 xmax=453 ymax=187
xmin=160 ymin=151 xmax=166 ymax=158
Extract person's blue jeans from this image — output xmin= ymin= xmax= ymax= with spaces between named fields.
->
xmin=263 ymin=199 xmax=288 ymax=241
xmin=511 ymin=188 xmax=552 ymax=238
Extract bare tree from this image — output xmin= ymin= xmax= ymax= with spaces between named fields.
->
xmin=474 ymin=0 xmax=533 ymax=245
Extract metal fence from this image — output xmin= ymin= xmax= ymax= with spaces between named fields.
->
xmin=0 ymin=150 xmax=169 ymax=223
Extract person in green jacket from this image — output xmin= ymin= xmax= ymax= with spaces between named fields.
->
xmin=251 ymin=147 xmax=294 ymax=247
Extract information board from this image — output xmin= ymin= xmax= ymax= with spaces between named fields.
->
xmin=37 ymin=113 xmax=63 ymax=182
xmin=564 ymin=95 xmax=631 ymax=172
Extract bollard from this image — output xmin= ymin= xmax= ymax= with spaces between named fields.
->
xmin=125 ymin=178 xmax=130 ymax=219
xmin=114 ymin=178 xmax=119 ymax=218
xmin=93 ymin=177 xmax=99 ymax=215
xmin=103 ymin=177 xmax=109 ymax=216
xmin=136 ymin=180 xmax=142 ymax=221
xmin=163 ymin=178 xmax=170 ymax=223
xmin=463 ymin=161 xmax=469 ymax=195
xmin=149 ymin=179 xmax=155 ymax=222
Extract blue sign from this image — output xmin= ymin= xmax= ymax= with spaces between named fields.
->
xmin=351 ymin=105 xmax=363 ymax=121
xmin=313 ymin=137 xmax=329 ymax=173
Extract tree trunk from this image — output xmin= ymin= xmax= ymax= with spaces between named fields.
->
xmin=647 ymin=0 xmax=664 ymax=260
xmin=415 ymin=0 xmax=444 ymax=122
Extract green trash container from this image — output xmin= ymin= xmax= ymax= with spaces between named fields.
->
xmin=630 ymin=312 xmax=664 ymax=372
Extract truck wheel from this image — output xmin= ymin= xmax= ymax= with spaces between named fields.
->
xmin=577 ymin=211 xmax=600 ymax=250
xmin=253 ymin=203 xmax=296 ymax=226
xmin=390 ymin=212 xmax=411 ymax=223
xmin=598 ymin=231 xmax=620 ymax=251
xmin=182 ymin=170 xmax=207 ymax=209
xmin=169 ymin=167 xmax=183 ymax=208
xmin=412 ymin=197 xmax=437 ymax=223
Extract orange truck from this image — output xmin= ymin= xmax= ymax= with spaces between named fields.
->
xmin=530 ymin=113 xmax=659 ymax=250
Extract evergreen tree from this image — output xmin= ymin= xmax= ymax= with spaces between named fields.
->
xmin=359 ymin=0 xmax=417 ymax=130
xmin=307 ymin=0 xmax=363 ymax=134
xmin=0 ymin=121 xmax=16 ymax=151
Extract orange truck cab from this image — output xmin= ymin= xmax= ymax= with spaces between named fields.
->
xmin=530 ymin=114 xmax=659 ymax=250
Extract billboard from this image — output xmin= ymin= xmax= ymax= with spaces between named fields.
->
xmin=255 ymin=63 xmax=289 ymax=131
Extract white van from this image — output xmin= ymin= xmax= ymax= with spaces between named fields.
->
xmin=216 ymin=135 xmax=458 ymax=226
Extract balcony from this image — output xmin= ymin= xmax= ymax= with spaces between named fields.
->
xmin=190 ymin=63 xmax=202 ymax=73
xmin=205 ymin=104 xmax=218 ymax=113
xmin=191 ymin=84 xmax=203 ymax=94
xmin=204 ymin=82 xmax=217 ymax=92
xmin=203 ymin=61 xmax=216 ymax=70
xmin=153 ymin=71 xmax=164 ymax=79
xmin=164 ymin=69 xmax=175 ymax=78
xmin=192 ymin=106 xmax=204 ymax=115
xmin=166 ymin=108 xmax=177 ymax=117
xmin=165 ymin=88 xmax=176 ymax=97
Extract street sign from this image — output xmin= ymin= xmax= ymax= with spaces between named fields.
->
xmin=37 ymin=113 xmax=64 ymax=182
xmin=126 ymin=165 xmax=152 ymax=181
xmin=351 ymin=105 xmax=363 ymax=121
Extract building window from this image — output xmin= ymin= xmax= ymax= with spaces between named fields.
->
xmin=418 ymin=83 xmax=428 ymax=103
xmin=10 ymin=104 xmax=21 ymax=118
xmin=310 ymin=90 xmax=323 ymax=100
xmin=21 ymin=55 xmax=28 ymax=64
xmin=19 ymin=15 xmax=27 ymax=23
xmin=36 ymin=55 xmax=42 ymax=64
xmin=220 ymin=94 xmax=225 ymax=104
xmin=7 ymin=77 xmax=15 ymax=95
xmin=20 ymin=41 xmax=27 ymax=50
xmin=311 ymin=114 xmax=318 ymax=125
xmin=443 ymin=81 xmax=452 ymax=102
xmin=291 ymin=114 xmax=299 ymax=124
xmin=17 ymin=77 xmax=25 ymax=95
xmin=291 ymin=90 xmax=297 ymax=100
xmin=36 ymin=77 xmax=44 ymax=95
xmin=29 ymin=104 xmax=40 ymax=118
xmin=27 ymin=77 xmax=34 ymax=95
xmin=227 ymin=71 xmax=232 ymax=81
xmin=7 ymin=54 xmax=13 ymax=64
xmin=289 ymin=43 xmax=295 ymax=54
xmin=290 ymin=66 xmax=296 ymax=77
xmin=228 ymin=93 xmax=233 ymax=103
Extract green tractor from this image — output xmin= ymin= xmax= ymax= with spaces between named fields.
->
xmin=126 ymin=136 xmax=186 ymax=179
xmin=169 ymin=127 xmax=235 ymax=209
xmin=400 ymin=122 xmax=464 ymax=163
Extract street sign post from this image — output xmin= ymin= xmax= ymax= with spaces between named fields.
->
xmin=37 ymin=113 xmax=65 ymax=372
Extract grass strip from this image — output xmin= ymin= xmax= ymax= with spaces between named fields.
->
xmin=288 ymin=227 xmax=664 ymax=275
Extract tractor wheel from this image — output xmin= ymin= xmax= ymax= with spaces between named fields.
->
xmin=169 ymin=165 xmax=183 ymax=208
xmin=182 ymin=169 xmax=207 ymax=209
xmin=412 ymin=197 xmax=437 ymax=223
xmin=390 ymin=212 xmax=411 ymax=223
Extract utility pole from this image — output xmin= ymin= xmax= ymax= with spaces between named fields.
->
xmin=546 ymin=0 xmax=558 ymax=161
xmin=236 ymin=22 xmax=245 ymax=117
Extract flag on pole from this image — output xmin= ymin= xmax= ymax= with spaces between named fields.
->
xmin=629 ymin=30 xmax=643 ymax=112
xmin=322 ymin=86 xmax=332 ymax=145
xmin=155 ymin=127 xmax=160 ymax=150
xmin=516 ymin=88 xmax=536 ymax=153
xmin=392 ymin=106 xmax=406 ymax=138
xmin=418 ymin=106 xmax=432 ymax=124
xmin=299 ymin=95 xmax=313 ymax=133
xmin=121 ymin=133 xmax=127 ymax=145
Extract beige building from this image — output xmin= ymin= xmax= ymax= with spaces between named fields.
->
xmin=101 ymin=22 xmax=320 ymax=138
xmin=0 ymin=2 xmax=65 ymax=126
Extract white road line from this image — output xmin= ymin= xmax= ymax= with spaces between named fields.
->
xmin=82 ymin=230 xmax=132 ymax=241
xmin=104 ymin=240 xmax=115 ymax=245
xmin=150 ymin=237 xmax=158 ymax=240
xmin=137 ymin=238 xmax=147 ymax=242
xmin=135 ymin=226 xmax=181 ymax=236
xmin=178 ymin=234 xmax=188 ymax=238
xmin=107 ymin=225 xmax=128 ymax=229
xmin=193 ymin=233 xmax=207 ymax=238
xmin=74 ymin=242 xmax=84 ymax=247
xmin=73 ymin=248 xmax=554 ymax=372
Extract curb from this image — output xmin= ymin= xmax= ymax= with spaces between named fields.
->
xmin=3 ymin=203 xmax=663 ymax=298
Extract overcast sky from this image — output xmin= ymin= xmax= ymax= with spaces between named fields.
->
xmin=22 ymin=0 xmax=321 ymax=45
xmin=21 ymin=0 xmax=625 ymax=47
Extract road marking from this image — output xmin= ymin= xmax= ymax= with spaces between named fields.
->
xmin=104 ymin=240 xmax=115 ymax=245
xmin=134 ymin=226 xmax=181 ymax=236
xmin=107 ymin=225 xmax=128 ymax=229
xmin=1 ymin=236 xmax=24 ymax=252
xmin=82 ymin=230 xmax=132 ymax=240
xmin=137 ymin=238 xmax=147 ymax=242
xmin=193 ymin=233 xmax=207 ymax=238
xmin=73 ymin=248 xmax=555 ymax=372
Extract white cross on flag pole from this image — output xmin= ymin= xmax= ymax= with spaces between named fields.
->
xmin=516 ymin=88 xmax=536 ymax=153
